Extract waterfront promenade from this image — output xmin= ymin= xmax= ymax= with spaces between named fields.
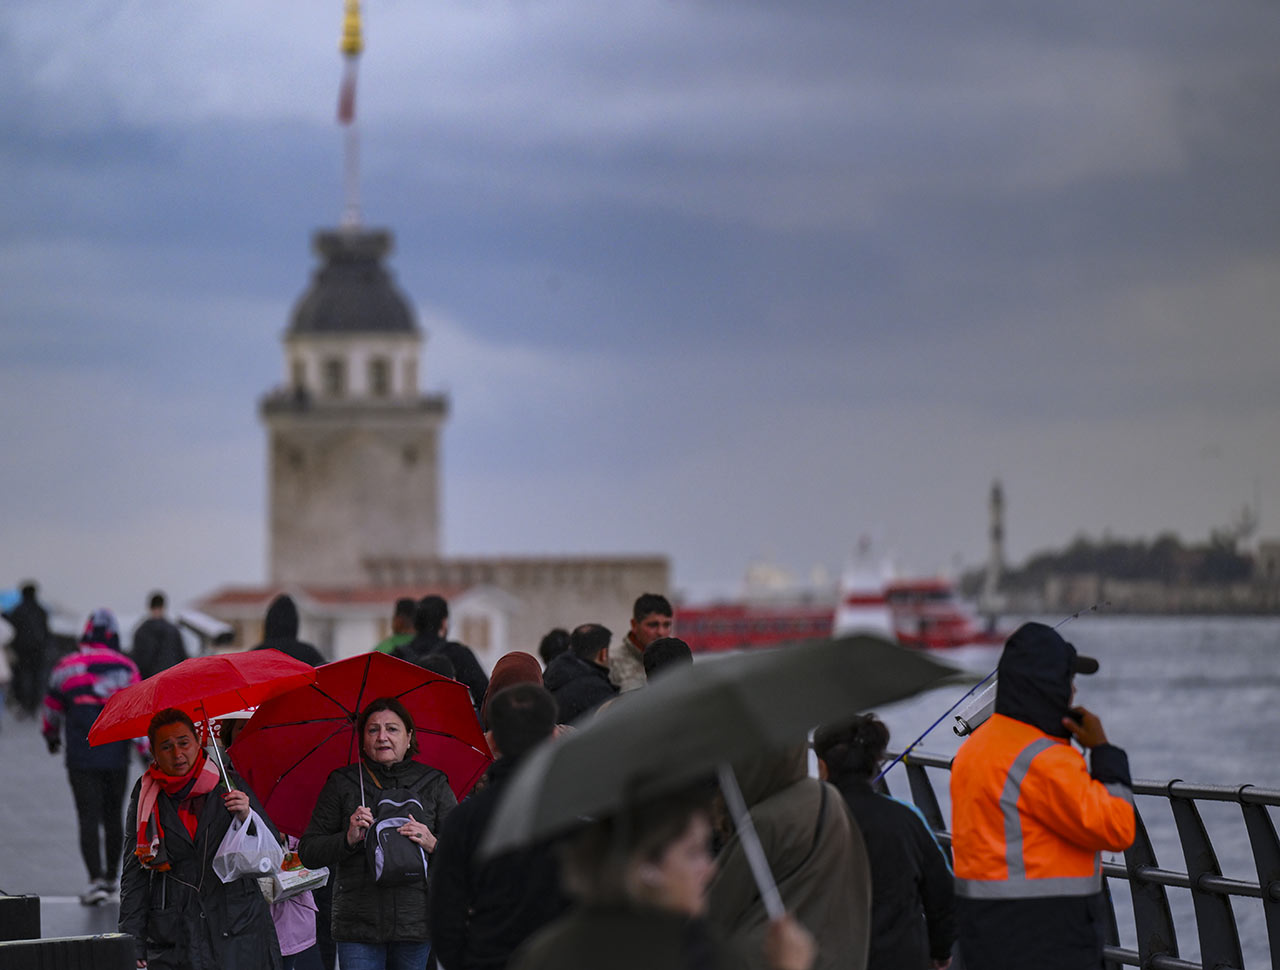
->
xmin=0 ymin=713 xmax=124 ymax=940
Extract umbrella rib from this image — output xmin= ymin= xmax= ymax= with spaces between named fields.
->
xmin=266 ymin=722 xmax=353 ymax=786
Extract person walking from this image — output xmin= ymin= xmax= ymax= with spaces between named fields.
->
xmin=813 ymin=714 xmax=954 ymax=969
xmin=42 ymin=608 xmax=142 ymax=905
xmin=4 ymin=581 xmax=49 ymax=718
xmin=131 ymin=591 xmax=187 ymax=680
xmin=949 ymin=622 xmax=1135 ymax=970
xmin=119 ymin=707 xmax=283 ymax=969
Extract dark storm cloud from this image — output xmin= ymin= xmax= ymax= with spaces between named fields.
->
xmin=2 ymin=0 xmax=1279 ymax=607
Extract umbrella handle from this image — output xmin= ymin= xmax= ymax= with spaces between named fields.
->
xmin=717 ymin=763 xmax=784 ymax=920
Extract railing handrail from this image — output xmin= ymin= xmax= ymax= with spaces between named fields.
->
xmin=885 ymin=747 xmax=1280 ymax=970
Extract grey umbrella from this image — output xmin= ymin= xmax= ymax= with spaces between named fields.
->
xmin=481 ymin=634 xmax=963 ymax=896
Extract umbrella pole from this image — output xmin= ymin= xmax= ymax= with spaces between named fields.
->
xmin=717 ymin=763 xmax=784 ymax=920
xmin=203 ymin=712 xmax=237 ymax=791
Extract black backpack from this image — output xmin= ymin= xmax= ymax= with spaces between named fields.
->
xmin=366 ymin=787 xmax=429 ymax=887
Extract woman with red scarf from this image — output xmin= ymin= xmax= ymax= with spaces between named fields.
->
xmin=119 ymin=708 xmax=284 ymax=970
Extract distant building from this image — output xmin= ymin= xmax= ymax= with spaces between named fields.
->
xmin=198 ymin=225 xmax=667 ymax=665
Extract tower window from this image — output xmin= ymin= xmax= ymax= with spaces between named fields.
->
xmin=369 ymin=357 xmax=391 ymax=397
xmin=291 ymin=358 xmax=306 ymax=390
xmin=323 ymin=358 xmax=346 ymax=398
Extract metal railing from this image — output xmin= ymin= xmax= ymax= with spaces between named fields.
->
xmin=884 ymin=749 xmax=1280 ymax=970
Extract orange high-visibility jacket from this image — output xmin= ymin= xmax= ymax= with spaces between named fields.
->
xmin=950 ymin=713 xmax=1135 ymax=900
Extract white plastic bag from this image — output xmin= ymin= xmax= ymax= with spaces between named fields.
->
xmin=213 ymin=809 xmax=285 ymax=884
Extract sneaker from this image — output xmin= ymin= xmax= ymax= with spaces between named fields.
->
xmin=79 ymin=883 xmax=109 ymax=906
xmin=97 ymin=879 xmax=118 ymax=898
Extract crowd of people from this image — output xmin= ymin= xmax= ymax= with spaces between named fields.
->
xmin=7 ymin=581 xmax=1137 ymax=970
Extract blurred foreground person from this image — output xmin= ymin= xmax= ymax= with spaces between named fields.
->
xmin=430 ymin=684 xmax=568 ymax=970
xmin=950 ymin=622 xmax=1135 ymax=970
xmin=707 ymin=746 xmax=872 ymax=970
xmin=814 ymin=714 xmax=954 ymax=969
xmin=43 ymin=608 xmax=142 ymax=905
xmin=512 ymin=787 xmax=815 ymax=970
xmin=120 ymin=708 xmax=283 ymax=969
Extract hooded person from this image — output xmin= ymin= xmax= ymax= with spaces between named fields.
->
xmin=479 ymin=651 xmax=544 ymax=730
xmin=252 ymin=594 xmax=325 ymax=667
xmin=43 ymin=608 xmax=144 ymax=905
xmin=706 ymin=745 xmax=872 ymax=970
xmin=949 ymin=622 xmax=1136 ymax=970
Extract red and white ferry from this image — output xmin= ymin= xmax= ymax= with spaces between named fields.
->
xmin=679 ymin=551 xmax=1008 ymax=653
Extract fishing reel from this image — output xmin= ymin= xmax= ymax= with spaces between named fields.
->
xmin=952 ymin=680 xmax=997 ymax=737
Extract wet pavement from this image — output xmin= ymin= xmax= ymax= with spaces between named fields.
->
xmin=0 ymin=712 xmax=127 ymax=939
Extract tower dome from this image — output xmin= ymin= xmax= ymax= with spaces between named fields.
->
xmin=289 ymin=229 xmax=417 ymax=336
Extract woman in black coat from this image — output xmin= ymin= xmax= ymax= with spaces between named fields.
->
xmin=299 ymin=696 xmax=456 ymax=970
xmin=813 ymin=714 xmax=956 ymax=970
xmin=119 ymin=708 xmax=283 ymax=970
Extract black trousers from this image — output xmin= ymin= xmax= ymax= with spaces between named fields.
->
xmin=67 ymin=767 xmax=128 ymax=883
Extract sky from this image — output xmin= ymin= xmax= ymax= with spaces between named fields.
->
xmin=3 ymin=0 xmax=1279 ymax=617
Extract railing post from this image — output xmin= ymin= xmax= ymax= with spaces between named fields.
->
xmin=1238 ymin=787 xmax=1280 ymax=969
xmin=1100 ymin=876 xmax=1122 ymax=970
xmin=1122 ymin=805 xmax=1179 ymax=966
xmin=903 ymin=758 xmax=952 ymax=867
xmin=1168 ymin=783 xmax=1244 ymax=969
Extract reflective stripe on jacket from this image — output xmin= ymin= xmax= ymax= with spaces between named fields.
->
xmin=950 ymin=713 xmax=1135 ymax=900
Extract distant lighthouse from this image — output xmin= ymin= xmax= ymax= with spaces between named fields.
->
xmin=981 ymin=480 xmax=1005 ymax=613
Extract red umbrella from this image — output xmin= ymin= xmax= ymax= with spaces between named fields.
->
xmin=229 ymin=652 xmax=493 ymax=837
xmin=88 ymin=650 xmax=317 ymax=747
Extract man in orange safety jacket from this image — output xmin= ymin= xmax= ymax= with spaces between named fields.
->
xmin=950 ymin=622 xmax=1135 ymax=970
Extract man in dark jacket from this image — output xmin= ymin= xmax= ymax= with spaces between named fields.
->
xmin=541 ymin=623 xmax=617 ymax=724
xmin=252 ymin=594 xmax=325 ymax=666
xmin=429 ymin=684 xmax=568 ymax=970
xmin=393 ymin=595 xmax=488 ymax=709
xmin=130 ymin=591 xmax=187 ymax=680
xmin=4 ymin=581 xmax=49 ymax=717
xmin=950 ymin=622 xmax=1135 ymax=970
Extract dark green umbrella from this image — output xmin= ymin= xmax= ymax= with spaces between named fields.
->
xmin=482 ymin=634 xmax=962 ymax=866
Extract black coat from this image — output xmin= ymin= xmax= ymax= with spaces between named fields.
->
xmin=541 ymin=653 xmax=617 ymax=724
xmin=131 ymin=617 xmax=187 ymax=680
xmin=831 ymin=776 xmax=954 ymax=969
xmin=252 ymin=594 xmax=325 ymax=667
xmin=119 ymin=771 xmax=283 ymax=970
xmin=299 ymin=758 xmax=457 ymax=944
xmin=429 ymin=756 xmax=569 ymax=970
xmin=394 ymin=633 xmax=489 ymax=709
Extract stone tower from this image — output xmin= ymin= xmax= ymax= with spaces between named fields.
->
xmin=260 ymin=228 xmax=447 ymax=585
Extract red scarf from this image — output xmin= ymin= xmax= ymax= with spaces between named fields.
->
xmin=135 ymin=750 xmax=223 ymax=870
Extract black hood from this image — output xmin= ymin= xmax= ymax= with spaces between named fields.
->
xmin=994 ymin=622 xmax=1090 ymax=738
xmin=264 ymin=594 xmax=300 ymax=641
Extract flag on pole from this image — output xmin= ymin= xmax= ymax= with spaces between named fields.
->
xmin=338 ymin=60 xmax=358 ymax=125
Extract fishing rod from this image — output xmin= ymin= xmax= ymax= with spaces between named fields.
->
xmin=872 ymin=601 xmax=1109 ymax=783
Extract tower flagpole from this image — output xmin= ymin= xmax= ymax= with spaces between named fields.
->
xmin=338 ymin=0 xmax=364 ymax=228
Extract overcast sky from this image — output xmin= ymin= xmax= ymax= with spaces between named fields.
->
xmin=3 ymin=0 xmax=1279 ymax=617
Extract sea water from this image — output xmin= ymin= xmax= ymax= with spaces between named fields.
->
xmin=875 ymin=615 xmax=1280 ymax=969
